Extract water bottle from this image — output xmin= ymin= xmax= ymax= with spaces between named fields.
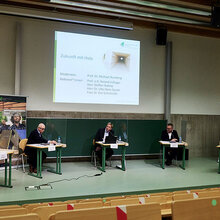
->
xmin=119 ymin=136 xmax=121 ymax=141
xmin=179 ymin=136 xmax=182 ymax=143
xmin=57 ymin=136 xmax=61 ymax=144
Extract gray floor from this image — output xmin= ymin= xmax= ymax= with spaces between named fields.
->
xmin=0 ymin=157 xmax=220 ymax=205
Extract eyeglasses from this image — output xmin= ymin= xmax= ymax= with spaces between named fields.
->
xmin=38 ymin=127 xmax=45 ymax=130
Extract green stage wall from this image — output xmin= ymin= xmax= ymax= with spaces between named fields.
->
xmin=27 ymin=118 xmax=166 ymax=157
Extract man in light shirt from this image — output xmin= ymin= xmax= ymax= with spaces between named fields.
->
xmin=161 ymin=123 xmax=179 ymax=166
xmin=95 ymin=122 xmax=114 ymax=164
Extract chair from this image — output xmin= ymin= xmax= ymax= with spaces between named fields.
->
xmin=145 ymin=195 xmax=172 ymax=216
xmin=16 ymin=138 xmax=28 ymax=172
xmin=103 ymin=201 xmax=111 ymax=206
xmin=110 ymin=198 xmax=140 ymax=206
xmin=127 ymin=195 xmax=168 ymax=205
xmin=173 ymin=190 xmax=189 ymax=194
xmin=78 ymin=198 xmax=103 ymax=203
xmin=0 ymin=205 xmax=21 ymax=210
xmin=172 ymin=196 xmax=220 ymax=220
xmin=32 ymin=202 xmax=103 ymax=220
xmin=103 ymin=195 xmax=126 ymax=202
xmin=208 ymin=187 xmax=220 ymax=191
xmin=137 ymin=192 xmax=171 ymax=198
xmin=111 ymin=195 xmax=170 ymax=208
xmin=197 ymin=190 xmax=220 ymax=198
xmin=190 ymin=188 xmax=208 ymax=193
xmin=67 ymin=199 xmax=97 ymax=204
xmin=74 ymin=201 xmax=103 ymax=209
xmin=0 ymin=208 xmax=27 ymax=216
xmin=32 ymin=204 xmax=69 ymax=220
xmin=65 ymin=200 xmax=78 ymax=204
xmin=23 ymin=201 xmax=64 ymax=212
xmin=173 ymin=193 xmax=194 ymax=201
xmin=49 ymin=203 xmax=161 ymax=220
xmin=165 ymin=195 xmax=173 ymax=203
xmin=151 ymin=192 xmax=172 ymax=197
xmin=128 ymin=195 xmax=171 ymax=218
xmin=0 ymin=214 xmax=40 ymax=220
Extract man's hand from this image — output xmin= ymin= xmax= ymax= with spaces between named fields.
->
xmin=49 ymin=140 xmax=57 ymax=145
xmin=96 ymin=147 xmax=101 ymax=151
xmin=171 ymin=139 xmax=178 ymax=142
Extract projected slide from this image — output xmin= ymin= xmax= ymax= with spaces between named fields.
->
xmin=54 ymin=31 xmax=140 ymax=105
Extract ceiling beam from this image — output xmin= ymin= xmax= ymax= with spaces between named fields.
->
xmin=1 ymin=0 xmax=220 ymax=38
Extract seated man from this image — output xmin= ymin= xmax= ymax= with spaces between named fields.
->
xmin=95 ymin=122 xmax=114 ymax=164
xmin=25 ymin=123 xmax=56 ymax=173
xmin=161 ymin=123 xmax=179 ymax=166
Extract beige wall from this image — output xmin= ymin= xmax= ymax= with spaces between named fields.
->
xmin=170 ymin=33 xmax=220 ymax=115
xmin=0 ymin=13 xmax=219 ymax=157
xmin=0 ymin=15 xmax=165 ymax=113
xmin=171 ymin=114 xmax=220 ymax=157
xmin=0 ymin=16 xmax=16 ymax=94
xmin=0 ymin=14 xmax=219 ymax=115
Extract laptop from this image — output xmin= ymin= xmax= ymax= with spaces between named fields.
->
xmin=104 ymin=135 xmax=117 ymax=144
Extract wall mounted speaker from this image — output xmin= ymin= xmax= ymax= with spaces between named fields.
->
xmin=156 ymin=27 xmax=167 ymax=46
xmin=211 ymin=5 xmax=220 ymax=27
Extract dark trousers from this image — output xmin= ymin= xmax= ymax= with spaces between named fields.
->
xmin=165 ymin=147 xmax=178 ymax=163
xmin=95 ymin=148 xmax=113 ymax=163
xmin=25 ymin=147 xmax=47 ymax=169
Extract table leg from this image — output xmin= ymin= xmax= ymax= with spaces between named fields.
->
xmin=180 ymin=146 xmax=186 ymax=170
xmin=121 ymin=146 xmax=126 ymax=171
xmin=47 ymin=147 xmax=62 ymax=175
xmin=59 ymin=148 xmax=62 ymax=174
xmin=98 ymin=147 xmax=106 ymax=172
xmin=8 ymin=154 xmax=12 ymax=187
xmin=4 ymin=158 xmax=7 ymax=186
xmin=39 ymin=150 xmax=42 ymax=177
xmin=102 ymin=147 xmax=106 ymax=172
xmin=28 ymin=148 xmax=42 ymax=179
xmin=162 ymin=145 xmax=165 ymax=169
xmin=218 ymin=149 xmax=220 ymax=174
xmin=37 ymin=148 xmax=39 ymax=176
xmin=56 ymin=149 xmax=58 ymax=172
xmin=0 ymin=155 xmax=13 ymax=188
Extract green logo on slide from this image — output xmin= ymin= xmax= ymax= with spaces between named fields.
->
xmin=121 ymin=42 xmax=125 ymax=47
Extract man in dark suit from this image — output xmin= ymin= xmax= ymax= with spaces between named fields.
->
xmin=25 ymin=123 xmax=57 ymax=173
xmin=161 ymin=123 xmax=179 ymax=166
xmin=95 ymin=122 xmax=114 ymax=164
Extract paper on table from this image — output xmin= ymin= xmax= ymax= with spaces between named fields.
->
xmin=48 ymin=145 xmax=56 ymax=152
xmin=29 ymin=144 xmax=44 ymax=147
xmin=110 ymin=144 xmax=118 ymax=149
xmin=0 ymin=152 xmax=7 ymax=160
xmin=170 ymin=143 xmax=178 ymax=148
